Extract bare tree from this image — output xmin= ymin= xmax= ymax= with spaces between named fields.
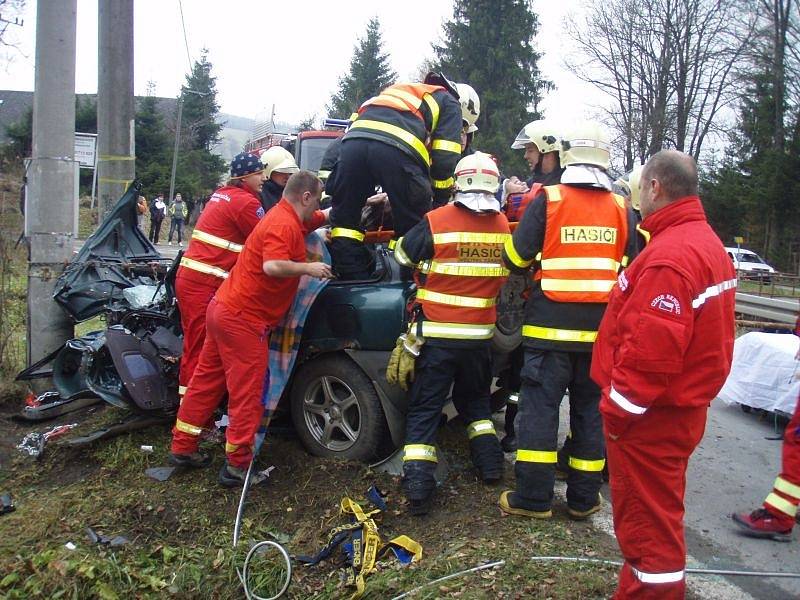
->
xmin=0 ymin=0 xmax=26 ymax=48
xmin=566 ymin=0 xmax=754 ymax=169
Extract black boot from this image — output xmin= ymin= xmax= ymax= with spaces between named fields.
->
xmin=501 ymin=399 xmax=518 ymax=453
xmin=402 ymin=461 xmax=437 ymax=516
xmin=470 ymin=434 xmax=504 ymax=483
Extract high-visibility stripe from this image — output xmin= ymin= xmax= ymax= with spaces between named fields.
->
xmin=503 ymin=237 xmax=534 ymax=268
xmin=432 ymin=176 xmax=455 ymax=189
xmin=387 ymin=239 xmax=397 ymax=249
xmin=349 ymin=120 xmax=430 ymax=165
xmin=225 ymin=442 xmax=240 ymax=453
xmin=774 ymin=476 xmax=800 ymax=501
xmin=318 ymin=169 xmax=332 ymax=180
xmin=178 ymin=385 xmax=187 ymax=396
xmin=192 ymin=229 xmax=243 ymax=253
xmin=420 ymin=321 xmax=495 ymax=339
xmin=393 ymin=238 xmax=417 ymax=267
xmin=637 ymin=224 xmax=651 ymax=244
xmin=467 ymin=420 xmax=497 ymax=439
xmin=423 ymin=261 xmax=509 ymax=277
xmin=507 ymin=393 xmax=519 ymax=405
xmin=539 ymin=257 xmax=621 ymax=271
xmin=568 ymin=456 xmax=606 ymax=472
xmin=331 ymin=227 xmax=365 ymax=242
xmin=540 ymin=279 xmax=616 ymax=293
xmin=174 ymin=418 xmax=202 ymax=436
xmin=433 ymin=232 xmax=511 ymax=244
xmin=609 ymin=385 xmax=647 ymax=415
xmin=522 ymin=325 xmax=597 ymax=343
xmin=692 ymin=278 xmax=737 ymax=309
xmin=180 ymin=257 xmax=229 ymax=279
xmin=516 ymin=449 xmax=558 ymax=464
xmin=431 ymin=139 xmax=462 ymax=154
xmin=403 ymin=444 xmax=438 ymax=462
xmin=545 ymin=185 xmax=562 ymax=201
xmin=765 ymin=492 xmax=798 ymax=517
xmin=422 ymin=93 xmax=440 ymax=131
xmin=631 ymin=567 xmax=685 ymax=584
xmin=416 ymin=288 xmax=496 ymax=308
xmin=621 ymin=255 xmax=629 ymax=267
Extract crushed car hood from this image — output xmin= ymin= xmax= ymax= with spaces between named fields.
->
xmin=53 ymin=183 xmax=168 ymax=322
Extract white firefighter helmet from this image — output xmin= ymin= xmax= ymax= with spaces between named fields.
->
xmin=559 ymin=121 xmax=611 ymax=170
xmin=615 ymin=165 xmax=644 ymax=211
xmin=454 ymin=151 xmax=500 ymax=194
xmin=455 ymin=83 xmax=480 ymax=133
xmin=260 ymin=146 xmax=299 ymax=179
xmin=510 ymin=120 xmax=561 ymax=153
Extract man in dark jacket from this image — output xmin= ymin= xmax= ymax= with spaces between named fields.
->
xmin=260 ymin=146 xmax=299 ymax=213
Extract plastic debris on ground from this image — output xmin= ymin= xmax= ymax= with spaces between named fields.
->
xmin=145 ymin=467 xmax=177 ymax=482
xmin=122 ymin=284 xmax=165 ymax=309
xmin=140 ymin=445 xmax=154 ymax=453
xmin=1 ymin=493 xmax=15 ymax=516
xmin=86 ymin=527 xmax=129 ymax=547
xmin=16 ymin=423 xmax=79 ymax=458
xmin=64 ymin=542 xmax=77 ymax=551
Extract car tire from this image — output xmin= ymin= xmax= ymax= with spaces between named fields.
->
xmin=290 ymin=354 xmax=388 ymax=461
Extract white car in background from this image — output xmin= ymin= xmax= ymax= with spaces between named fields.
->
xmin=724 ymin=247 xmax=777 ymax=281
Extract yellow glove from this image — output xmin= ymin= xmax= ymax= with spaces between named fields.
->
xmin=386 ymin=336 xmax=404 ymax=386
xmin=397 ymin=347 xmax=416 ymax=391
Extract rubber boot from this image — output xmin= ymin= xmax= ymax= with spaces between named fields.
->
xmin=501 ymin=398 xmax=518 ymax=453
xmin=402 ymin=461 xmax=437 ymax=516
xmin=469 ymin=434 xmax=504 ymax=483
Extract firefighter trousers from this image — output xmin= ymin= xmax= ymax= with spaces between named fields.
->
xmin=514 ymin=349 xmax=603 ymax=512
xmin=326 ymin=139 xmax=432 ymax=279
xmin=171 ymin=298 xmax=269 ymax=469
xmin=174 ymin=272 xmax=218 ymax=399
xmin=763 ymin=393 xmax=800 ymax=527
xmin=606 ymin=405 xmax=707 ymax=599
xmin=402 ymin=344 xmax=502 ymax=499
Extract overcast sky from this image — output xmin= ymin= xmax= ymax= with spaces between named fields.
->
xmin=0 ymin=0 xmax=597 ymax=131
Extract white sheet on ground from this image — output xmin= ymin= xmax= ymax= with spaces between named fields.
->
xmin=717 ymin=332 xmax=799 ymax=414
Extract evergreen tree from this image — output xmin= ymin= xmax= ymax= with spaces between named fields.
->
xmin=135 ymin=89 xmax=171 ymax=197
xmin=433 ymin=0 xmax=552 ymax=175
xmin=328 ymin=17 xmax=397 ymax=118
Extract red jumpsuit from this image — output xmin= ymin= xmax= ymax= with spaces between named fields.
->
xmin=174 ymin=185 xmax=263 ymax=399
xmin=591 ymin=196 xmax=736 ymax=599
xmin=761 ymin=316 xmax=800 ymax=528
xmin=171 ymin=199 xmax=325 ymax=468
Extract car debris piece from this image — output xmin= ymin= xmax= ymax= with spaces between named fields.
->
xmin=16 ymin=423 xmax=79 ymax=458
xmin=86 ymin=527 xmax=129 ymax=547
xmin=66 ymin=414 xmax=169 ymax=447
xmin=15 ymin=393 xmax=103 ymax=423
xmin=145 ymin=466 xmax=177 ymax=482
xmin=1 ymin=493 xmax=15 ymax=515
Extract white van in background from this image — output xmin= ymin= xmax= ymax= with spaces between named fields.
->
xmin=724 ymin=247 xmax=777 ymax=280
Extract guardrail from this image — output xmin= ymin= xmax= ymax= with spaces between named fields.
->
xmin=735 ymin=292 xmax=798 ymax=324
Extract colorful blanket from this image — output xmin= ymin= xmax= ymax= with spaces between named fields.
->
xmin=255 ymin=230 xmax=330 ymax=453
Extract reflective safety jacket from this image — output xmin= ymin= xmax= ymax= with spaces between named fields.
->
xmin=178 ymin=185 xmax=264 ymax=287
xmin=395 ymin=203 xmax=510 ymax=344
xmin=502 ymin=183 xmax=637 ymax=352
xmin=345 ymin=83 xmax=463 ymax=204
xmin=591 ymin=196 xmax=736 ymax=437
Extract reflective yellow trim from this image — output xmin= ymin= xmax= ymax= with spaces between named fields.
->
xmin=516 ymin=449 xmax=558 ymax=463
xmin=175 ymin=418 xmax=202 ymax=436
xmin=507 ymin=393 xmax=519 ymax=405
xmin=403 ymin=444 xmax=438 ymax=462
xmin=431 ymin=139 xmax=462 ymax=154
xmin=180 ymin=257 xmax=229 ymax=279
xmin=225 ymin=442 xmax=240 ymax=453
xmin=178 ymin=385 xmax=187 ymax=396
xmin=192 ymin=229 xmax=243 ymax=253
xmin=422 ymin=93 xmax=440 ymax=131
xmin=433 ymin=232 xmax=511 ymax=244
xmin=545 ymin=185 xmax=562 ymax=201
xmin=774 ymin=477 xmax=800 ymax=501
xmin=349 ymin=120 xmax=430 ymax=165
xmin=540 ymin=279 xmax=616 ymax=293
xmin=416 ymin=288 xmax=496 ymax=308
xmin=503 ymin=237 xmax=534 ymax=268
xmin=621 ymin=255 xmax=629 ymax=267
xmin=421 ymin=260 xmax=508 ymax=277
xmin=568 ymin=457 xmax=606 ymax=472
xmin=467 ymin=419 xmax=496 ymax=439
xmin=383 ymin=87 xmax=424 ymax=109
xmin=432 ymin=176 xmax=455 ymax=189
xmin=522 ymin=325 xmax=597 ymax=343
xmin=387 ymin=239 xmax=397 ymax=249
xmin=539 ymin=257 xmax=621 ymax=271
xmin=613 ymin=193 xmax=625 ymax=209
xmin=393 ymin=238 xmax=417 ymax=267
xmin=421 ymin=321 xmax=495 ymax=339
xmin=318 ymin=169 xmax=331 ymax=180
xmin=331 ymin=227 xmax=365 ymax=242
xmin=637 ymin=223 xmax=651 ymax=244
xmin=765 ymin=492 xmax=798 ymax=518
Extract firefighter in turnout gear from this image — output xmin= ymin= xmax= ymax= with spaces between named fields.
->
xmin=260 ymin=146 xmax=299 ymax=213
xmin=325 ymin=74 xmax=466 ymax=279
xmin=392 ymin=152 xmax=510 ymax=516
xmin=499 ymin=122 xmax=638 ymax=520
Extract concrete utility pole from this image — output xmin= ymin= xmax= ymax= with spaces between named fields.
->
xmin=26 ymin=0 xmax=78 ymax=365
xmin=97 ymin=0 xmax=135 ymax=219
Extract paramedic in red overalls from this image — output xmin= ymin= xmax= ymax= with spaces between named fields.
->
xmin=592 ymin=150 xmax=736 ymax=598
xmin=174 ymin=153 xmax=265 ymax=402
xmin=170 ymin=171 xmax=330 ymax=486
xmin=732 ymin=313 xmax=800 ymax=541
